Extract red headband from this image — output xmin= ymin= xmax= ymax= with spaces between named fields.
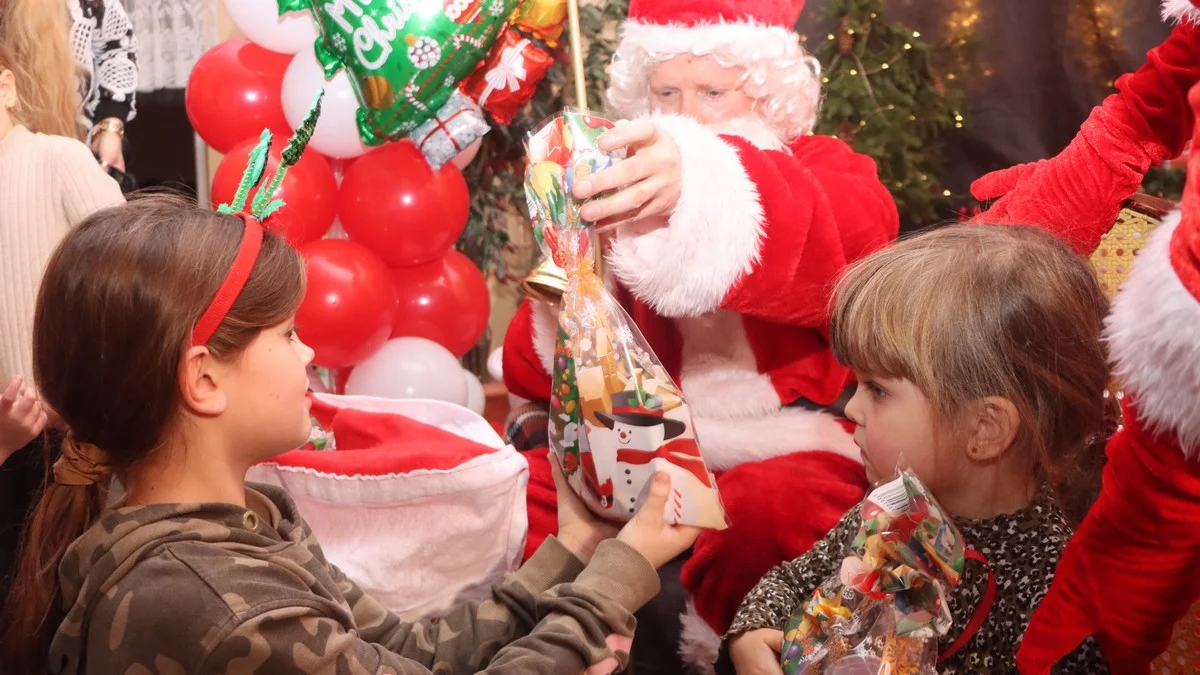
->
xmin=190 ymin=213 xmax=264 ymax=347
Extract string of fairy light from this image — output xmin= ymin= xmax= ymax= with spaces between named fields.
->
xmin=800 ymin=6 xmax=974 ymax=203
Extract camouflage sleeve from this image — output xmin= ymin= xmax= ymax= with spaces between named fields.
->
xmin=201 ymin=539 xmax=660 ymax=674
xmin=726 ymin=507 xmax=859 ymax=636
xmin=327 ymin=536 xmax=585 ymax=665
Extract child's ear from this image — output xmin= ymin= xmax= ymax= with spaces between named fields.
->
xmin=178 ymin=346 xmax=228 ymax=416
xmin=965 ymin=397 xmax=1021 ymax=462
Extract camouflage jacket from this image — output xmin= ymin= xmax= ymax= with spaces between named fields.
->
xmin=47 ymin=483 xmax=660 ymax=674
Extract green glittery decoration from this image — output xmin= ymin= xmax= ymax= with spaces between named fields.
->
xmin=217 ymin=129 xmax=272 ymax=215
xmin=217 ymin=89 xmax=324 ymax=221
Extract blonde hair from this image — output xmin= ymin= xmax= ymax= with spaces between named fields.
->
xmin=606 ymin=25 xmax=822 ymax=144
xmin=831 ymin=225 xmax=1110 ymax=523
xmin=0 ymin=0 xmax=83 ymax=139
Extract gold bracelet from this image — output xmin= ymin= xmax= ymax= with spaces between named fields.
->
xmin=94 ymin=117 xmax=124 ymax=138
xmin=90 ymin=117 xmax=125 ymax=145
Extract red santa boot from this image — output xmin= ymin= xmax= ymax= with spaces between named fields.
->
xmin=1015 ymin=81 xmax=1200 ymax=675
xmin=971 ymin=5 xmax=1200 ymax=253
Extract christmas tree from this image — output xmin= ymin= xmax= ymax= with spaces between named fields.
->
xmin=807 ymin=0 xmax=971 ymax=229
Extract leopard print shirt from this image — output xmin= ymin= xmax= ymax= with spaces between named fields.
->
xmin=728 ymin=490 xmax=1108 ymax=674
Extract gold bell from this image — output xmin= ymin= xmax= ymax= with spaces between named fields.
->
xmin=521 ymin=258 xmax=568 ymax=304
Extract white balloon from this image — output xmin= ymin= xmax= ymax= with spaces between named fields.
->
xmin=345 ymin=338 xmax=468 ymax=405
xmin=223 ymin=0 xmax=317 ymax=55
xmin=463 ymin=370 xmax=486 ymax=415
xmin=282 ymin=46 xmax=369 ymax=159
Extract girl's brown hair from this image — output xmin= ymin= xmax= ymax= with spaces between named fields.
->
xmin=0 ymin=194 xmax=306 ymax=672
xmin=831 ymin=225 xmax=1110 ymax=524
xmin=0 ymin=0 xmax=85 ymax=139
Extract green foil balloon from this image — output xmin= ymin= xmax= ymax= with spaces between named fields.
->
xmin=280 ymin=0 xmax=519 ymax=145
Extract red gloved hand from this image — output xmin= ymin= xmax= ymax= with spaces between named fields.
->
xmin=972 ymin=22 xmax=1200 ymax=253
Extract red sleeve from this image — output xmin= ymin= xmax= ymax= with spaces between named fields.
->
xmin=501 ymin=299 xmax=553 ymax=403
xmin=720 ymin=135 xmax=898 ymax=326
xmin=606 ymin=114 xmax=897 ymax=325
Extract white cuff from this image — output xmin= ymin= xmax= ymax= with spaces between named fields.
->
xmin=607 ymin=114 xmax=764 ymax=318
xmin=1162 ymin=0 xmax=1200 ymax=24
xmin=1106 ymin=208 xmax=1200 ymax=457
xmin=530 ymin=300 xmax=558 ymax=374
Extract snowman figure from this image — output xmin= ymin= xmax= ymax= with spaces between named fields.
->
xmin=595 ymin=390 xmax=713 ymax=521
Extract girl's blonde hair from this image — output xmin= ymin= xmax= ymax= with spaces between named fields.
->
xmin=831 ymin=225 xmax=1110 ymax=523
xmin=0 ymin=0 xmax=84 ymax=138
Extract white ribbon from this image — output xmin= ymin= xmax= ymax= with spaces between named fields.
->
xmin=479 ymin=39 xmax=531 ymax=105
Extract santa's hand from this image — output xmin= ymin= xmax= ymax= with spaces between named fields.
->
xmin=616 ymin=471 xmax=700 ymax=569
xmin=728 ymin=629 xmax=785 ymax=675
xmin=575 ymin=118 xmax=681 ymax=228
xmin=552 ymin=454 xmax=618 ymax=562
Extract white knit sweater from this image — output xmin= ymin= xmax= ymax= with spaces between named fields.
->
xmin=0 ymin=125 xmax=124 ymax=386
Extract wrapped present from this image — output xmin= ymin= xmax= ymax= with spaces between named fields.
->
xmin=462 ymin=28 xmax=554 ymax=124
xmin=781 ymin=471 xmax=966 ymax=675
xmin=410 ymin=91 xmax=491 ymax=169
xmin=524 ymin=111 xmax=727 ymax=529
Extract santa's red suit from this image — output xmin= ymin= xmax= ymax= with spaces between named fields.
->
xmin=966 ymin=2 xmax=1200 ymax=671
xmin=501 ymin=0 xmax=898 ymax=660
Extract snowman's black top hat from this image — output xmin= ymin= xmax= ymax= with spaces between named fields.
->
xmin=595 ymin=390 xmax=686 ymax=440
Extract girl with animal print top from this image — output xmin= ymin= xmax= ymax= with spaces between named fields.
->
xmin=724 ymin=225 xmax=1111 ymax=675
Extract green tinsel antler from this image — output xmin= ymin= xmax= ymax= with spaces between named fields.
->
xmin=216 ymin=88 xmax=325 ymax=220
xmin=216 ymin=129 xmax=272 ymax=215
xmin=251 ymin=89 xmax=324 ymax=220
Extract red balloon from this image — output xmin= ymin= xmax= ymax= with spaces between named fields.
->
xmin=390 ymin=251 xmax=491 ymax=357
xmin=338 ymin=142 xmax=470 ymax=267
xmin=297 ymin=240 xmax=399 ymax=368
xmin=186 ymin=40 xmax=292 ymax=154
xmin=211 ymin=137 xmax=337 ymax=247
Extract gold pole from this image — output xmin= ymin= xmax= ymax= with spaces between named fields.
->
xmin=566 ymin=0 xmax=588 ymax=113
xmin=564 ymin=0 xmax=603 ymax=279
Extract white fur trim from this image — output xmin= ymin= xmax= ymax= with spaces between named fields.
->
xmin=1162 ymin=0 xmax=1200 ymax=24
xmin=622 ymin=19 xmax=792 ymax=57
xmin=677 ymin=310 xmax=783 ymax=419
xmin=1105 ymin=209 xmax=1200 ymax=458
xmin=694 ymin=408 xmax=860 ymax=472
xmin=707 ymin=115 xmax=788 ymax=151
xmin=530 ymin=300 xmax=558 ymax=373
xmin=679 ymin=599 xmax=720 ymax=675
xmin=607 ymin=113 xmax=763 ymax=317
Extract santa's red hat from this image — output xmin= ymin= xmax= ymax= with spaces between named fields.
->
xmin=619 ymin=0 xmax=806 ymax=58
xmin=1163 ymin=0 xmax=1200 ymax=24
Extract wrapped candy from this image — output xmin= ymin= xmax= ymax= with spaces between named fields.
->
xmin=280 ymin=0 xmax=518 ymax=148
xmin=524 ymin=111 xmax=727 ymax=529
xmin=781 ymin=471 xmax=966 ymax=675
xmin=462 ymin=28 xmax=555 ymax=124
xmin=410 ymin=91 xmax=491 ymax=169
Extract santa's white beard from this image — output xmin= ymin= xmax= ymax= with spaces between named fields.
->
xmin=701 ymin=114 xmax=787 ymax=150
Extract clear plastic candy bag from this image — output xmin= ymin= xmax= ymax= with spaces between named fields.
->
xmin=781 ymin=471 xmax=966 ymax=674
xmin=524 ymin=110 xmax=727 ymax=529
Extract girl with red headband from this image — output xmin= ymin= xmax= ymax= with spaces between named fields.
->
xmin=0 ymin=192 xmax=699 ymax=674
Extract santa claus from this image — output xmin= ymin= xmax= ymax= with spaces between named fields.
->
xmin=500 ymin=0 xmax=898 ymax=667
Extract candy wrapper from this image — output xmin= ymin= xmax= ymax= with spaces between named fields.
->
xmin=781 ymin=471 xmax=966 ymax=675
xmin=524 ymin=111 xmax=727 ymax=530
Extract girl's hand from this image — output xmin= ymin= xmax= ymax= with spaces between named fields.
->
xmin=575 ymin=119 xmax=681 ymax=230
xmin=729 ymin=629 xmax=785 ymax=675
xmin=0 ymin=376 xmax=47 ymax=467
xmin=94 ymin=131 xmax=125 ymax=173
xmin=552 ymin=455 xmax=619 ymax=562
xmin=616 ymin=471 xmax=700 ymax=568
